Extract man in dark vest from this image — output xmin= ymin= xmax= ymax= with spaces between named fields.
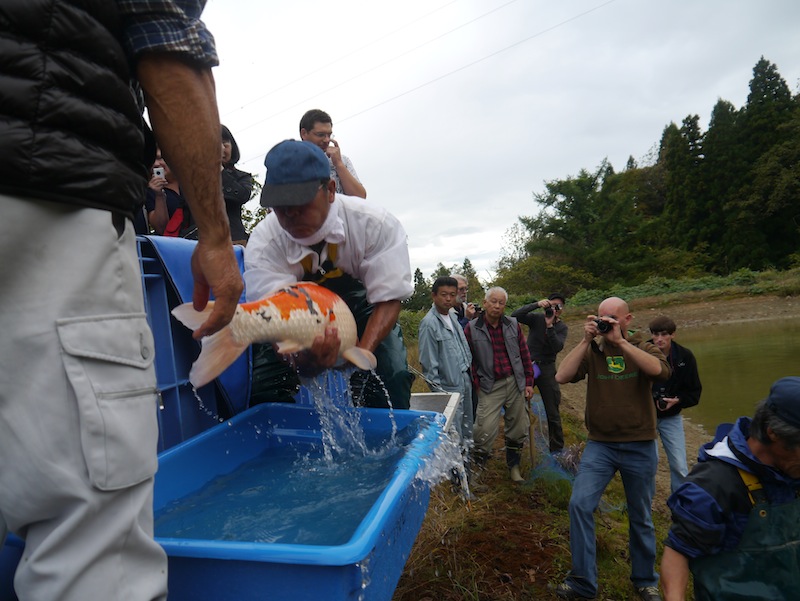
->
xmin=0 ymin=1 xmax=242 ymax=599
xmin=244 ymin=140 xmax=413 ymax=409
xmin=661 ymin=377 xmax=800 ymax=601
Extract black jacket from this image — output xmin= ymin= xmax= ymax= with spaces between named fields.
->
xmin=651 ymin=340 xmax=702 ymax=418
xmin=0 ymin=0 xmax=148 ymax=217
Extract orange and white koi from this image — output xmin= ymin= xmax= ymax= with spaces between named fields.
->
xmin=172 ymin=282 xmax=377 ymax=388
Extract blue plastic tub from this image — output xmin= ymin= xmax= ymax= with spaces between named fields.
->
xmin=0 ymin=237 xmax=445 ymax=600
xmin=154 ymin=402 xmax=443 ymax=601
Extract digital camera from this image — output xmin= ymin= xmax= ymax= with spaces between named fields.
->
xmin=594 ymin=318 xmax=612 ymax=333
xmin=653 ymin=390 xmax=668 ymax=410
xmin=544 ymin=307 xmax=554 ymax=318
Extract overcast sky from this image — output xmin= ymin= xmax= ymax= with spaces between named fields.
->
xmin=201 ymin=0 xmax=800 ymax=283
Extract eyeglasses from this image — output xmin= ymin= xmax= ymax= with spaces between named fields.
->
xmin=551 ymin=304 xmax=563 ymax=311
xmin=457 ymin=286 xmax=468 ymax=292
xmin=308 ymin=131 xmax=334 ymax=140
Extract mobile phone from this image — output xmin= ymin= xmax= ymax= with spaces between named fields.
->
xmin=152 ymin=167 xmax=165 ymax=178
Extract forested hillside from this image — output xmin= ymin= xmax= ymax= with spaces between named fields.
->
xmin=490 ymin=57 xmax=800 ymax=297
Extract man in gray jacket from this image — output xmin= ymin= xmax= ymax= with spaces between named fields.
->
xmin=465 ymin=287 xmax=535 ymax=482
xmin=418 ymin=276 xmax=473 ymax=446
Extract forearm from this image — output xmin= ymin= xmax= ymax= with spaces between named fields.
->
xmin=556 ymin=340 xmax=589 ymax=383
xmin=358 ymin=300 xmax=401 ymax=352
xmin=618 ymin=339 xmax=665 ymax=377
xmin=137 ymin=55 xmax=231 ymax=245
xmin=149 ymin=191 xmax=168 ymax=234
xmin=660 ymin=547 xmax=690 ymax=601
xmin=510 ymin=303 xmax=537 ymax=320
xmin=334 ymin=162 xmax=367 ymax=198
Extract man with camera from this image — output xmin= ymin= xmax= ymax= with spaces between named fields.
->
xmin=649 ymin=316 xmax=702 ymax=494
xmin=551 ymin=297 xmax=671 ymax=601
xmin=511 ymin=293 xmax=569 ymax=453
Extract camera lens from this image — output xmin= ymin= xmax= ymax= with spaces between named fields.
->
xmin=544 ymin=307 xmax=554 ymax=317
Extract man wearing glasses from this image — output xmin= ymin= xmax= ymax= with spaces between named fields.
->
xmin=299 ymin=109 xmax=367 ymax=198
xmin=511 ymin=293 xmax=569 ymax=453
xmin=451 ymin=273 xmax=478 ymax=327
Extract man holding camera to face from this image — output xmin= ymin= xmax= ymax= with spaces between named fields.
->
xmin=511 ymin=293 xmax=568 ymax=453
xmin=551 ymin=297 xmax=671 ymax=601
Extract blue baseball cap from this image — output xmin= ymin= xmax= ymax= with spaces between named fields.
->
xmin=260 ymin=140 xmax=330 ymax=207
xmin=766 ymin=376 xmax=800 ymax=429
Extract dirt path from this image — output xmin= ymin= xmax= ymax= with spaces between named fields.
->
xmin=557 ymin=294 xmax=800 ymax=509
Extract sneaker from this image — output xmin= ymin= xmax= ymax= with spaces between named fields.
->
xmin=547 ymin=582 xmax=596 ymax=600
xmin=635 ymin=586 xmax=662 ymax=601
xmin=509 ymin=465 xmax=524 ymax=482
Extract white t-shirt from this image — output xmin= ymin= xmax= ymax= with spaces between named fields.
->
xmin=244 ymin=194 xmax=413 ymax=304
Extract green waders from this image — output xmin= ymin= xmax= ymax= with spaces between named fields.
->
xmin=690 ymin=470 xmax=800 ymax=600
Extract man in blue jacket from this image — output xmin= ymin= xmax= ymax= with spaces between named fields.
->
xmin=661 ymin=376 xmax=800 ymax=601
xmin=418 ymin=276 xmax=474 ymax=446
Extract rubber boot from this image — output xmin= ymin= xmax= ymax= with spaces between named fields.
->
xmin=506 ymin=444 xmax=524 ymax=482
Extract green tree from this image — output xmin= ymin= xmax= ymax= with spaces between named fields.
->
xmin=403 ymin=268 xmax=431 ymax=311
xmin=723 ymin=57 xmax=796 ymax=269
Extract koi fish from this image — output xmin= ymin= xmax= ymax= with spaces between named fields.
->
xmin=172 ymin=282 xmax=377 ymax=388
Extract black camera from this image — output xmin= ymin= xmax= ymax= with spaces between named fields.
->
xmin=594 ymin=318 xmax=612 ymax=333
xmin=653 ymin=390 xmax=668 ymax=410
xmin=544 ymin=307 xmax=554 ymax=318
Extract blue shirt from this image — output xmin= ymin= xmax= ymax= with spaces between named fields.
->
xmin=117 ymin=0 xmax=218 ymax=66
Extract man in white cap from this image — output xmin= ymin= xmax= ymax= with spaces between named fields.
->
xmin=661 ymin=376 xmax=800 ymax=601
xmin=244 ymin=140 xmax=413 ymax=408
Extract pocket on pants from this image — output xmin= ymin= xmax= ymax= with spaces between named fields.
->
xmin=57 ymin=314 xmax=158 ymax=491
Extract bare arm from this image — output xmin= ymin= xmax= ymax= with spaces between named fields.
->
xmin=359 ymin=300 xmax=401 ymax=352
xmin=327 ymin=142 xmax=367 ymax=198
xmin=137 ymin=55 xmax=242 ymax=338
xmin=556 ymin=316 xmax=596 ymax=384
xmin=660 ymin=547 xmax=689 ymax=601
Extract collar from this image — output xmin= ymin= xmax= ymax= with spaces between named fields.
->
xmin=285 ymin=196 xmax=346 ymax=247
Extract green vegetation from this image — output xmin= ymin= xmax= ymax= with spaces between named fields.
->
xmin=401 ymin=267 xmax=800 ymax=348
xmin=406 ymin=58 xmax=799 ymax=306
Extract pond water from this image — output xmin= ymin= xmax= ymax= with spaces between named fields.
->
xmin=674 ymin=317 xmax=800 ymax=434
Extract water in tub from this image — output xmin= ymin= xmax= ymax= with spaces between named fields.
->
xmin=155 ymin=373 xmax=462 ymax=546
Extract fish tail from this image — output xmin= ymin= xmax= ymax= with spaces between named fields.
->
xmin=342 ymin=347 xmax=378 ymax=371
xmin=171 ymin=301 xmax=216 ymax=332
xmin=189 ymin=327 xmax=250 ymax=388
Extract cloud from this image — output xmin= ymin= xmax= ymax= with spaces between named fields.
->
xmin=205 ymin=0 xmax=800 ymax=282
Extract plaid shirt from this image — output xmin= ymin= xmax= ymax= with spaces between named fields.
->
xmin=465 ymin=318 xmax=534 ymax=391
xmin=117 ymin=0 xmax=218 ymax=66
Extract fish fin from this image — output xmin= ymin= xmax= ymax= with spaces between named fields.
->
xmin=171 ymin=301 xmax=216 ymax=332
xmin=274 ymin=340 xmax=304 ymax=354
xmin=189 ymin=327 xmax=249 ymax=388
xmin=342 ymin=347 xmax=378 ymax=371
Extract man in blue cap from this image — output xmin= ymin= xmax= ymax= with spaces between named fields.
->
xmin=660 ymin=376 xmax=800 ymax=601
xmin=244 ymin=140 xmax=413 ymax=408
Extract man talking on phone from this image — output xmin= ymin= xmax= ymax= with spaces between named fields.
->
xmin=0 ymin=2 xmax=242 ymax=600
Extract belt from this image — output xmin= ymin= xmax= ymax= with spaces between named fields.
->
xmin=534 ymin=360 xmax=554 ymax=365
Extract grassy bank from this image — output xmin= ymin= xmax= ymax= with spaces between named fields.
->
xmin=395 ymin=269 xmax=800 ymax=600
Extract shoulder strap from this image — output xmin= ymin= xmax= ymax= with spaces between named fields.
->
xmin=300 ymin=243 xmax=344 ymax=283
xmin=737 ymin=467 xmax=764 ymax=506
